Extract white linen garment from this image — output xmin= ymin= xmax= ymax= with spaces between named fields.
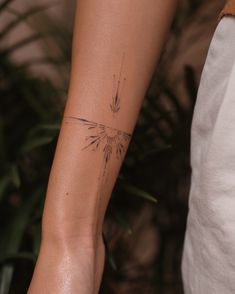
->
xmin=182 ymin=16 xmax=235 ymax=293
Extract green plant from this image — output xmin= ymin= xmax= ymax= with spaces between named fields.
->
xmin=0 ymin=2 xmax=63 ymax=293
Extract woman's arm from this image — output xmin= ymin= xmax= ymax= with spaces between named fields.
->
xmin=28 ymin=0 xmax=178 ymax=293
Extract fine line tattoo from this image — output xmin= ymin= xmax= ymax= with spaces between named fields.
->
xmin=110 ymin=53 xmax=126 ymax=114
xmin=64 ymin=116 xmax=131 ymax=179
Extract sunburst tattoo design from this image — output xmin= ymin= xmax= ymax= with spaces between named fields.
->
xmin=110 ymin=53 xmax=126 ymax=114
xmin=65 ymin=116 xmax=131 ymax=179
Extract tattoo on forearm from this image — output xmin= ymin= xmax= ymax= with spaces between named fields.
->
xmin=110 ymin=53 xmax=126 ymax=114
xmin=64 ymin=54 xmax=129 ymax=181
xmin=64 ymin=116 xmax=131 ymax=179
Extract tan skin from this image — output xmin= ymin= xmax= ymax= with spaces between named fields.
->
xmin=28 ymin=0 xmax=179 ymax=293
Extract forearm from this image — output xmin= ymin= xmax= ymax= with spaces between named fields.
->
xmin=29 ymin=0 xmax=178 ymax=292
xmin=42 ymin=0 xmax=178 ymax=244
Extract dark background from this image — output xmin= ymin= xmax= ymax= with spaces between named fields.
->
xmin=0 ymin=0 xmax=225 ymax=293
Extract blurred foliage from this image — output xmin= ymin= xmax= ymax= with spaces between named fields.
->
xmin=0 ymin=0 xmax=205 ymax=293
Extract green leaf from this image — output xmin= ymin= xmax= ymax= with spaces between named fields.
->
xmin=106 ymin=251 xmax=118 ymax=272
xmin=112 ymin=210 xmax=132 ymax=235
xmin=103 ymin=235 xmax=118 ymax=271
xmin=0 ymin=189 xmax=43 ymax=292
xmin=0 ymin=165 xmax=21 ymax=202
xmin=139 ymin=144 xmax=172 ymax=161
xmin=0 ymin=264 xmax=14 ymax=294
xmin=28 ymin=123 xmax=60 ymax=137
xmin=32 ymin=223 xmax=42 ymax=256
xmin=121 ymin=183 xmax=157 ymax=203
xmin=0 ymin=189 xmax=42 ymax=259
xmin=0 ymin=177 xmax=10 ymax=202
xmin=20 ymin=136 xmax=54 ymax=153
xmin=0 ymin=252 xmax=36 ymax=264
xmin=9 ymin=165 xmax=20 ymax=188
xmin=0 ymin=119 xmax=7 ymax=161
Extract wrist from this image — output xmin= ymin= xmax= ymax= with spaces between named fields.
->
xmin=41 ymin=220 xmax=103 ymax=252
